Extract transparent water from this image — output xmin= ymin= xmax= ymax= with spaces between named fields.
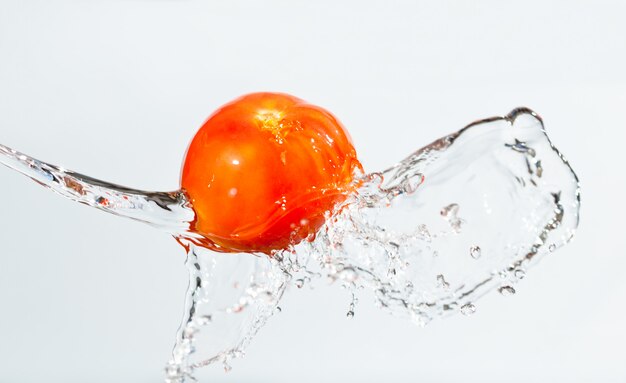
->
xmin=0 ymin=108 xmax=580 ymax=382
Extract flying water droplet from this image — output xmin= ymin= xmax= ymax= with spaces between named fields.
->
xmin=440 ymin=203 xmax=463 ymax=232
xmin=460 ymin=303 xmax=477 ymax=316
xmin=223 ymin=361 xmax=232 ymax=373
xmin=470 ymin=245 xmax=482 ymax=259
xmin=346 ymin=293 xmax=358 ymax=319
xmin=498 ymin=286 xmax=516 ymax=296
xmin=436 ymin=274 xmax=450 ymax=290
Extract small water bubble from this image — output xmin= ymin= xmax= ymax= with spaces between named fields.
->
xmin=231 ymin=304 xmax=245 ymax=313
xmin=535 ymin=160 xmax=543 ymax=178
xmin=346 ymin=293 xmax=358 ymax=318
xmin=507 ymin=139 xmax=536 ymax=156
xmin=96 ymin=196 xmax=110 ymax=207
xmin=417 ymin=224 xmax=432 ymax=241
xmin=470 ymin=245 xmax=482 ymax=259
xmin=63 ymin=177 xmax=85 ymax=195
xmin=274 ymin=306 xmax=282 ymax=314
xmin=498 ymin=286 xmax=516 ymax=296
xmin=403 ymin=173 xmax=424 ymax=194
xmin=440 ymin=203 xmax=459 ymax=218
xmin=306 ymin=231 xmax=317 ymax=242
xmin=339 ymin=268 xmax=358 ymax=283
xmin=549 ymin=243 xmax=556 ymax=252
xmin=460 ymin=303 xmax=476 ymax=316
xmin=164 ymin=363 xmax=183 ymax=382
xmin=514 ymin=269 xmax=526 ymax=280
xmin=295 ymin=279 xmax=305 ymax=288
xmin=182 ymin=326 xmax=197 ymax=338
xmin=411 ymin=312 xmax=429 ymax=327
xmin=440 ymin=203 xmax=463 ymax=232
xmin=197 ymin=315 xmax=212 ymax=325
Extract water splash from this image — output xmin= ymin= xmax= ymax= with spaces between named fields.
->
xmin=0 ymin=108 xmax=580 ymax=381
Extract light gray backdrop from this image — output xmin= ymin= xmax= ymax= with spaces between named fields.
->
xmin=0 ymin=1 xmax=624 ymax=382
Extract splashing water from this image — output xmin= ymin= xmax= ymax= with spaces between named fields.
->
xmin=0 ymin=108 xmax=580 ymax=381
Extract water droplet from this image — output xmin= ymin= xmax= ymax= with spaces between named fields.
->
xmin=535 ymin=160 xmax=543 ymax=177
xmin=223 ymin=361 xmax=232 ymax=373
xmin=197 ymin=315 xmax=212 ymax=325
xmin=417 ymin=224 xmax=431 ymax=241
xmin=470 ymin=245 xmax=482 ymax=259
xmin=346 ymin=293 xmax=358 ymax=319
xmin=306 ymin=231 xmax=317 ymax=242
xmin=460 ymin=303 xmax=476 ymax=316
xmin=403 ymin=173 xmax=424 ymax=194
xmin=514 ymin=269 xmax=526 ymax=280
xmin=96 ymin=196 xmax=109 ymax=207
xmin=440 ymin=203 xmax=463 ymax=231
xmin=549 ymin=243 xmax=556 ymax=252
xmin=498 ymin=286 xmax=516 ymax=296
xmin=506 ymin=139 xmax=536 ymax=156
xmin=339 ymin=268 xmax=358 ymax=283
xmin=440 ymin=203 xmax=459 ymax=218
xmin=436 ymin=274 xmax=450 ymax=289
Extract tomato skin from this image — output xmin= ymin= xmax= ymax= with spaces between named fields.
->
xmin=181 ymin=92 xmax=361 ymax=254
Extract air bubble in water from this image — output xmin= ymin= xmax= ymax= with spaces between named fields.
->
xmin=440 ymin=203 xmax=463 ymax=232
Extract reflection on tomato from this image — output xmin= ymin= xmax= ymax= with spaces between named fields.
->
xmin=181 ymin=92 xmax=361 ymax=254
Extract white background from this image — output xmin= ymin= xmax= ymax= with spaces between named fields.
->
xmin=0 ymin=1 xmax=624 ymax=382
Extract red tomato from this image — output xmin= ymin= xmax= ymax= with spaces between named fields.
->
xmin=181 ymin=92 xmax=361 ymax=254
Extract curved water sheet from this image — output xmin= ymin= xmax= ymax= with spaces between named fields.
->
xmin=301 ymin=108 xmax=580 ymax=326
xmin=165 ymin=108 xmax=581 ymax=380
xmin=164 ymin=244 xmax=289 ymax=382
xmin=0 ymin=108 xmax=580 ymax=382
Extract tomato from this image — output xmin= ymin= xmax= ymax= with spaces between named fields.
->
xmin=181 ymin=92 xmax=361 ymax=254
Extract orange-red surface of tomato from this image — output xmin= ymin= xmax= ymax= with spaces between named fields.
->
xmin=181 ymin=93 xmax=361 ymax=254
